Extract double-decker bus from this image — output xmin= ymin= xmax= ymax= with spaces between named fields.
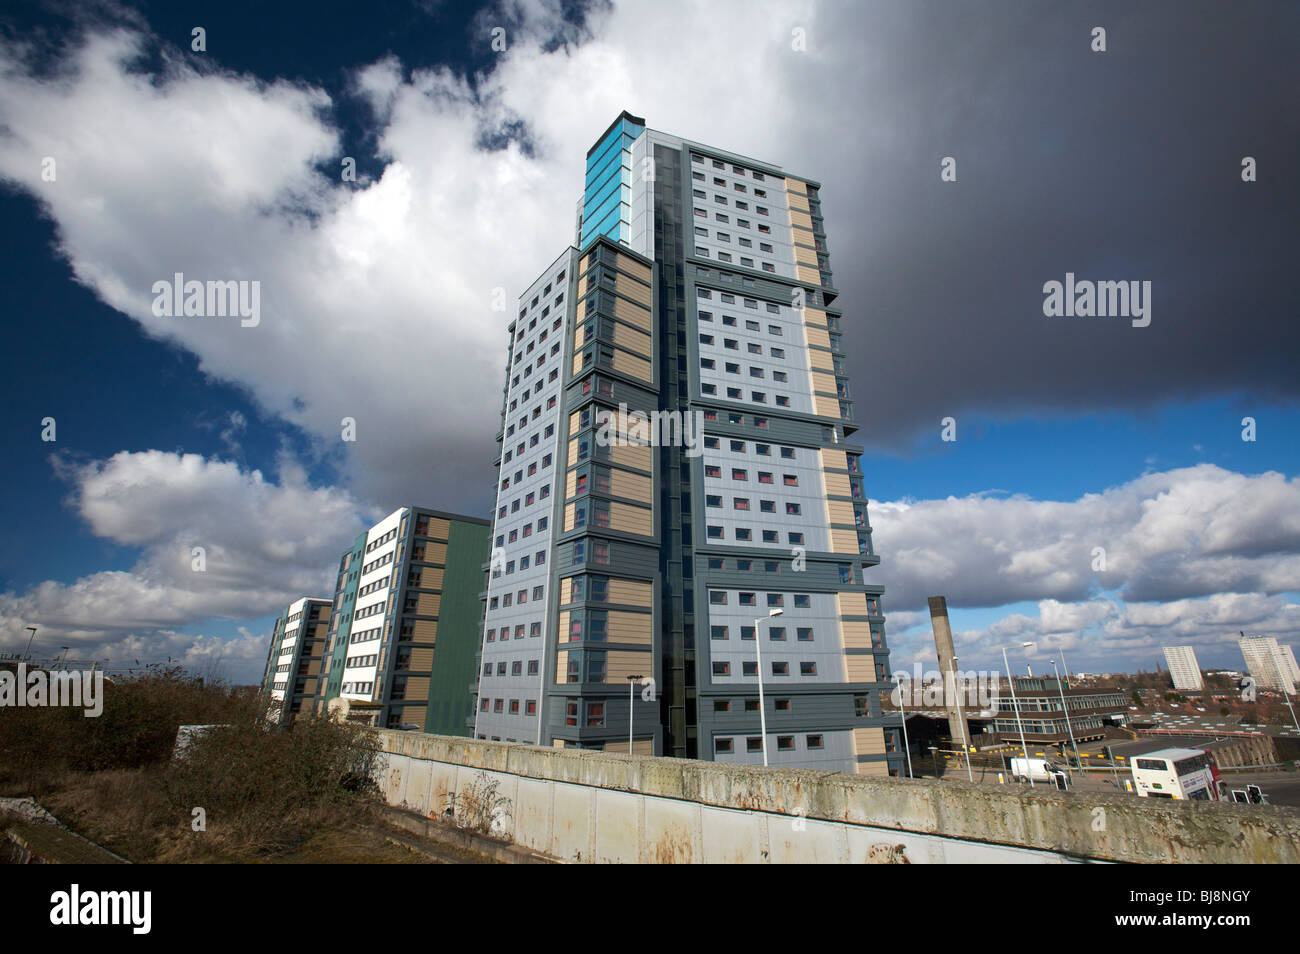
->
xmin=1130 ymin=747 xmax=1219 ymax=800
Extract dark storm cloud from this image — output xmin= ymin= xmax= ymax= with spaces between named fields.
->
xmin=799 ymin=1 xmax=1299 ymax=447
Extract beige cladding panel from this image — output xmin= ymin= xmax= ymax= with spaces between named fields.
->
xmin=565 ymin=469 xmax=578 ymax=499
xmin=787 ymin=191 xmax=810 ymax=213
xmin=789 ymin=209 xmax=813 ymax=231
xmin=805 ymin=324 xmax=831 ymax=350
xmin=568 ymin=438 xmax=581 ymax=462
xmin=796 ymin=264 xmax=821 ymax=284
xmin=425 ymin=517 xmax=450 ymax=539
xmin=558 ymin=610 xmax=571 ymax=638
xmin=424 ymin=542 xmax=447 ymax=564
xmin=845 ymin=656 xmax=875 ymax=682
xmin=837 ymin=592 xmax=868 ymax=617
xmin=785 ymin=178 xmax=807 ymax=196
xmin=605 ymin=650 xmax=653 ymax=683
xmin=564 ymin=502 xmax=577 ymax=532
xmin=808 ymin=348 xmax=835 ymax=372
xmin=612 ymin=323 xmax=652 ymax=356
xmin=811 ymin=370 xmax=838 ymax=397
xmin=403 ymin=676 xmax=431 ymax=699
xmin=606 ymin=579 xmax=653 ymax=606
xmin=577 ymin=274 xmax=588 ymax=298
xmin=794 ymin=243 xmax=819 ymax=266
xmin=609 ymin=442 xmax=652 ymax=472
xmin=407 ymin=646 xmax=435 ymax=669
xmin=841 ymin=620 xmax=871 ymax=650
xmin=829 ymin=527 xmax=860 ymax=554
xmin=555 ymin=650 xmax=569 ymax=684
xmin=569 ymin=410 xmax=583 ymax=433
xmin=853 ymin=727 xmax=887 ymax=756
xmin=615 ymin=276 xmax=652 ymax=308
xmin=560 ymin=577 xmax=573 ymax=604
xmin=299 ymin=678 xmax=318 ymax=696
xmin=857 ymin=760 xmax=890 ymax=777
xmin=612 ymin=297 xmax=652 ymax=330
xmin=609 ymin=469 xmax=652 ymax=502
xmin=802 ymin=307 xmax=827 ymax=328
xmin=820 ymin=448 xmax=848 ymax=472
xmin=418 ymin=567 xmax=445 ymax=589
xmin=813 ymin=394 xmax=842 ymax=419
xmin=605 ymin=739 xmax=654 ymax=755
xmin=572 ymin=352 xmax=583 ymax=375
xmin=416 ymin=593 xmax=441 ymax=616
xmin=606 ymin=611 xmax=652 ymax=645
xmin=610 ymin=501 xmax=655 ymax=536
xmin=615 ymin=253 xmax=652 ymax=283
xmin=826 ymin=498 xmax=856 ymax=526
xmin=581 ymin=251 xmax=595 ymax=273
xmin=574 ymin=326 xmax=589 ymax=349
xmin=611 ymin=350 xmax=652 ymax=382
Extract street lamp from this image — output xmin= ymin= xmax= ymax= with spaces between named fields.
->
xmin=626 ymin=674 xmax=643 ymax=755
xmin=1001 ymin=644 xmax=1033 ymax=786
xmin=893 ymin=674 xmax=914 ymax=778
xmin=948 ymin=654 xmax=974 ymax=782
xmin=1051 ymin=658 xmax=1082 ymax=773
xmin=23 ymin=626 xmax=37 ymax=661
xmin=752 ymin=608 xmax=783 ymax=767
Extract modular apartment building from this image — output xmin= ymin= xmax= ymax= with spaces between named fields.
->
xmin=1239 ymin=635 xmax=1299 ymax=694
xmin=311 ymin=507 xmax=490 ymax=733
xmin=1162 ymin=646 xmax=1205 ymax=692
xmin=474 ymin=112 xmax=900 ymax=775
xmin=260 ymin=597 xmax=332 ymax=725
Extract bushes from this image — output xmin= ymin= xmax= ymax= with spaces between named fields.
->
xmin=1 ymin=664 xmax=384 ymax=858
xmin=0 ymin=664 xmax=250 ymax=794
xmin=163 ymin=713 xmax=381 ymax=850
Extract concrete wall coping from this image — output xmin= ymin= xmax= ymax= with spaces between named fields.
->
xmin=374 ymin=730 xmax=1300 ymax=864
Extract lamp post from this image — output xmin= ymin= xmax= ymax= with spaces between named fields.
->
xmin=1051 ymin=658 xmax=1082 ymax=773
xmin=1001 ymin=645 xmax=1033 ymax=786
xmin=948 ymin=654 xmax=973 ymax=782
xmin=626 ymin=674 xmax=643 ymax=756
xmin=23 ymin=626 xmax=37 ymax=661
xmin=752 ymin=608 xmax=783 ymax=767
xmin=893 ymin=674 xmax=914 ymax=779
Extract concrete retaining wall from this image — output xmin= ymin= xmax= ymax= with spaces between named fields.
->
xmin=373 ymin=730 xmax=1300 ymax=864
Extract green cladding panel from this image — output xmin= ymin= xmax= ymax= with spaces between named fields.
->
xmin=423 ymin=517 xmax=490 ymax=736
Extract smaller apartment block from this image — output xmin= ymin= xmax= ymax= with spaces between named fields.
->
xmin=312 ymin=507 xmax=490 ymax=732
xmin=260 ymin=597 xmax=332 ymax=725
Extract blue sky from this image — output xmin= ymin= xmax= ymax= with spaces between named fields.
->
xmin=0 ymin=0 xmax=1296 ymax=683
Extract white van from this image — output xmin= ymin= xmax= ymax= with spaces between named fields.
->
xmin=1010 ymin=757 xmax=1069 ymax=786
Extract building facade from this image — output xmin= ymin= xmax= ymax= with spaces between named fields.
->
xmin=990 ymin=677 xmax=1129 ymax=744
xmin=313 ymin=507 xmax=490 ymax=732
xmin=1239 ymin=636 xmax=1297 ymax=694
xmin=1162 ymin=646 xmax=1204 ymax=692
xmin=260 ymin=597 xmax=332 ymax=725
xmin=474 ymin=112 xmax=900 ymax=775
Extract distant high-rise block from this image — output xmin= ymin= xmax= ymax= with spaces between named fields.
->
xmin=474 ymin=113 xmax=898 ymax=775
xmin=1239 ymin=635 xmax=1297 ymax=694
xmin=261 ymin=596 xmax=332 ymax=724
xmin=312 ymin=507 xmax=490 ymax=732
xmin=1162 ymin=646 xmax=1204 ymax=692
